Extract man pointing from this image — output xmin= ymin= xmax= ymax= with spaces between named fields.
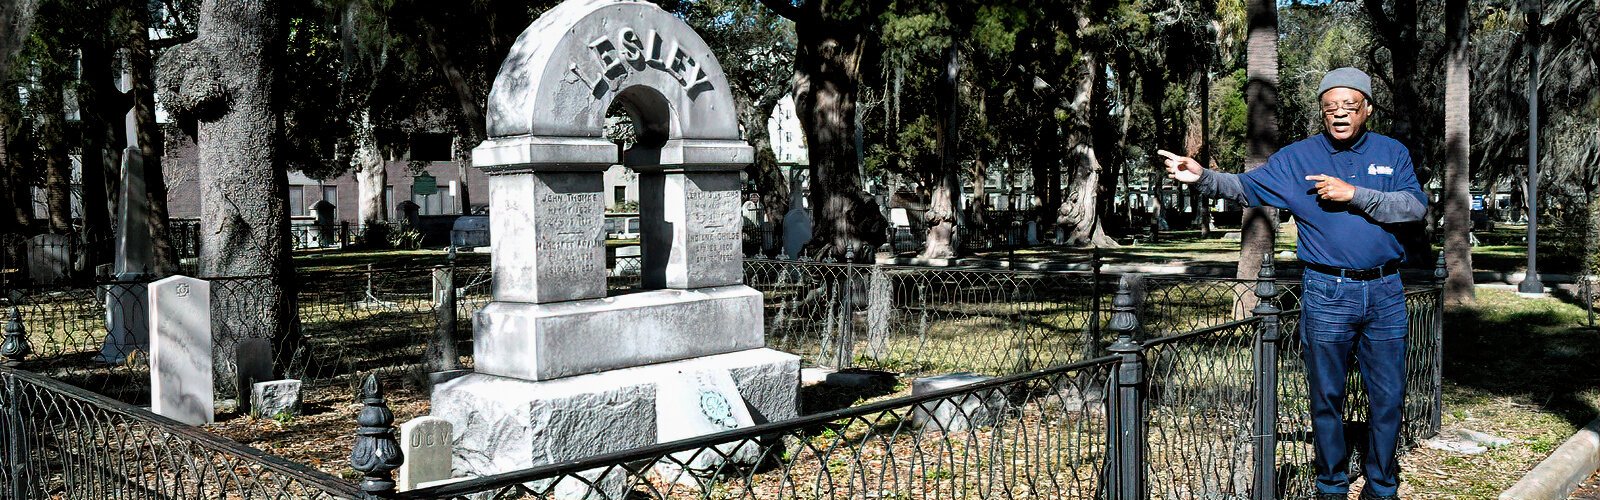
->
xmin=1164 ymin=67 xmax=1427 ymax=500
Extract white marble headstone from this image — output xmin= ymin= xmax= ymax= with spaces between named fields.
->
xmin=398 ymin=416 xmax=454 ymax=491
xmin=149 ymin=275 xmax=213 ymax=425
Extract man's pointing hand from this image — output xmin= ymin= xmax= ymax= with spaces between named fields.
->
xmin=1160 ymin=150 xmax=1203 ymax=184
xmin=1306 ymin=174 xmax=1356 ymax=202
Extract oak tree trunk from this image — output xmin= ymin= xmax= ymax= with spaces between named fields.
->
xmin=1060 ymin=46 xmax=1115 ymax=247
xmin=161 ymin=0 xmax=295 ymax=396
xmin=127 ymin=4 xmax=176 ymax=276
xmin=38 ymin=51 xmax=72 ymax=235
xmin=923 ymin=46 xmax=963 ymax=259
xmin=77 ymin=35 xmax=120 ymax=261
xmin=792 ymin=17 xmax=887 ymax=261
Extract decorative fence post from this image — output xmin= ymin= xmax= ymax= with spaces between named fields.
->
xmin=0 ymin=298 xmax=26 ymax=499
xmin=429 ymin=247 xmax=462 ymax=375
xmin=351 ymin=374 xmax=403 ymax=498
xmin=2 ymin=371 xmax=29 ymax=498
xmin=2 ymin=308 xmax=29 ymax=366
xmin=1250 ymin=254 xmax=1281 ymax=500
xmin=1105 ymin=277 xmax=1146 ymax=499
xmin=1087 ymin=250 xmax=1104 ymax=359
xmin=835 ymin=248 xmax=858 ymax=369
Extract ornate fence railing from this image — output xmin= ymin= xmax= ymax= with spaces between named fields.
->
xmin=0 ymin=365 xmax=360 ymax=499
xmin=0 ymin=255 xmax=1445 ymax=499
xmin=392 ymin=262 xmax=1445 ymax=500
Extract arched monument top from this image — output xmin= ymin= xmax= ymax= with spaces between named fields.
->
xmin=473 ymin=0 xmax=750 ymax=172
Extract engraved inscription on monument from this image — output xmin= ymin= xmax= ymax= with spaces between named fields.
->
xmin=536 ymin=191 xmax=604 ymax=282
xmin=686 ymin=188 xmax=741 ymax=267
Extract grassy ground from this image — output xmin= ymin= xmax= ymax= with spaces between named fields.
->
xmin=291 ymin=239 xmax=639 ymax=272
xmin=1392 ymin=288 xmax=1600 ymax=499
xmin=970 ymin=226 xmax=1303 ymax=266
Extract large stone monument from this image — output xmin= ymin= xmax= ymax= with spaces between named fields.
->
xmin=97 ymin=125 xmax=157 ymax=364
xmin=432 ymin=0 xmax=799 ymax=490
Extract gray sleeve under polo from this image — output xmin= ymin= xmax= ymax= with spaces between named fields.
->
xmin=1350 ymin=187 xmax=1426 ymax=224
xmin=1195 ymin=169 xmax=1249 ymax=205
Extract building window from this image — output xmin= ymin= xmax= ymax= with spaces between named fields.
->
xmin=288 ymin=186 xmax=306 ymax=217
xmin=614 ymin=186 xmax=626 ymax=206
xmin=384 ymin=186 xmax=395 ymax=220
xmin=322 ymin=185 xmax=337 ymax=208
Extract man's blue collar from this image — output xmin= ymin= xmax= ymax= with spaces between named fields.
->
xmin=1319 ymin=129 xmax=1371 ymax=154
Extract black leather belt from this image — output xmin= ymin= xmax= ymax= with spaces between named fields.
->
xmin=1304 ymin=261 xmax=1400 ymax=281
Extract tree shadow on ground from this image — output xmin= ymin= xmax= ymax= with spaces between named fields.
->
xmin=1443 ymin=305 xmax=1600 ymax=428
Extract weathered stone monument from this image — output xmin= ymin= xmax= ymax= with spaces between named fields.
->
xmin=781 ymin=168 xmax=812 ymax=258
xmin=25 ymin=234 xmax=71 ymax=285
xmin=431 ymin=0 xmax=799 ymax=491
xmin=397 ymin=200 xmax=421 ymax=229
xmin=312 ymin=200 xmax=337 ymax=247
xmin=149 ymin=275 xmax=212 ymax=425
xmin=234 ymin=338 xmax=274 ymax=410
xmin=98 ymin=133 xmax=156 ymax=364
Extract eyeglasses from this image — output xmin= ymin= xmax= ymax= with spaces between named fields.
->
xmin=1321 ymin=99 xmax=1367 ymax=115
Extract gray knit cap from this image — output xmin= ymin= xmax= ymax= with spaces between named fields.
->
xmin=1317 ymin=67 xmax=1374 ymax=103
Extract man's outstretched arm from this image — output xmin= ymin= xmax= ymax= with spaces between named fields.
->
xmin=1349 ymin=187 xmax=1426 ymax=223
xmin=1196 ymin=169 xmax=1250 ymax=205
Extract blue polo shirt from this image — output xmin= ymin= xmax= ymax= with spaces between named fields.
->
xmin=1233 ymin=131 xmax=1427 ymax=269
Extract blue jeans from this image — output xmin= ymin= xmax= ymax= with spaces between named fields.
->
xmin=1301 ymin=268 xmax=1408 ymax=496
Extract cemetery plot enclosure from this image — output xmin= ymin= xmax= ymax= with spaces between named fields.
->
xmin=0 ymin=260 xmax=1443 ymax=499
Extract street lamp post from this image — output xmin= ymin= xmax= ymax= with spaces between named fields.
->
xmin=1519 ymin=0 xmax=1545 ymax=295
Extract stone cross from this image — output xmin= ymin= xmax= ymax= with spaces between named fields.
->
xmin=397 ymin=416 xmax=454 ymax=491
xmin=149 ymin=275 xmax=213 ymax=425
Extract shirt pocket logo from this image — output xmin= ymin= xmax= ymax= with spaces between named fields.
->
xmin=1367 ymin=163 xmax=1394 ymax=175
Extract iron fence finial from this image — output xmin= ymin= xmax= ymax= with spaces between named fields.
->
xmin=351 ymin=373 xmax=402 ymax=498
xmin=1435 ymin=251 xmax=1447 ymax=279
xmin=1253 ymin=254 xmax=1281 ymax=314
xmin=2 ymin=307 xmax=29 ymax=365
xmin=1107 ymin=276 xmax=1140 ymax=346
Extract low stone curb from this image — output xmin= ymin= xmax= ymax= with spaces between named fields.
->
xmin=1500 ymin=417 xmax=1600 ymax=500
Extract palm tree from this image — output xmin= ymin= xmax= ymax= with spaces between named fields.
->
xmin=1238 ymin=0 xmax=1279 ymax=283
xmin=1440 ymin=0 xmax=1474 ymax=305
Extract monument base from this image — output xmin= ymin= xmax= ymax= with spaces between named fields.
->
xmin=432 ymin=348 xmax=799 ymax=496
xmin=473 ymin=285 xmax=764 ymax=381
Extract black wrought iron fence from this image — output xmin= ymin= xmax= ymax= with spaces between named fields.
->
xmin=400 ymin=355 xmax=1122 ymax=500
xmin=744 ymin=258 xmax=1109 ymax=376
xmin=0 ymin=366 xmax=359 ymax=499
xmin=0 ymin=256 xmax=1445 ymax=500
xmin=0 ymin=232 xmax=119 ymax=288
xmin=4 ymin=279 xmax=154 ymax=404
xmin=389 ymin=268 xmax=1444 ymax=500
